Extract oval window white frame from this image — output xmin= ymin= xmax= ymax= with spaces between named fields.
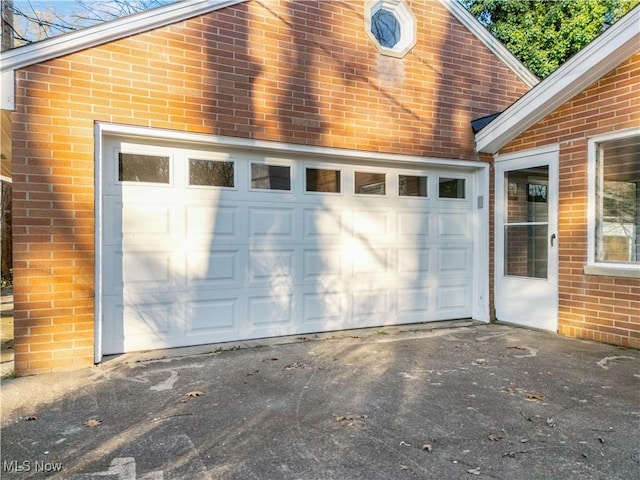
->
xmin=365 ymin=0 xmax=417 ymax=58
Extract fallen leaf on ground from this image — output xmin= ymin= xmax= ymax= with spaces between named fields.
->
xmin=488 ymin=433 xmax=504 ymax=442
xmin=25 ymin=416 xmax=37 ymax=421
xmin=468 ymin=468 xmax=481 ymax=475
xmin=422 ymin=444 xmax=433 ymax=452
xmin=503 ymin=387 xmax=517 ymax=394
xmin=262 ymin=358 xmax=278 ymax=362
xmin=336 ymin=414 xmax=368 ymax=426
xmin=546 ymin=417 xmax=557 ymax=427
xmin=185 ymin=391 xmax=205 ymax=397
xmin=508 ymin=346 xmax=526 ymax=350
xmin=400 ymin=465 xmax=409 ymax=471
xmin=526 ymin=392 xmax=544 ymax=401
xmin=84 ymin=419 xmax=102 ymax=427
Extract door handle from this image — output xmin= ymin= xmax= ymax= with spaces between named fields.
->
xmin=550 ymin=233 xmax=556 ymax=247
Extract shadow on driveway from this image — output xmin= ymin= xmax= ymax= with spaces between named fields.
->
xmin=1 ymin=324 xmax=639 ymax=479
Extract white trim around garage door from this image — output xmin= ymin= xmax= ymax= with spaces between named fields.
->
xmin=93 ymin=122 xmax=490 ymax=363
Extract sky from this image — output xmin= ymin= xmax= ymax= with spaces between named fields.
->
xmin=5 ymin=0 xmax=178 ymax=46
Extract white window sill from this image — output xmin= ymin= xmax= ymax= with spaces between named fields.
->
xmin=583 ymin=264 xmax=640 ymax=279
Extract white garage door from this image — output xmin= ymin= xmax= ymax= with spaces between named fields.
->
xmin=100 ymin=137 xmax=476 ymax=354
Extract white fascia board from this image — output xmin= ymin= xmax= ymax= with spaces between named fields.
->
xmin=0 ymin=0 xmax=248 ymax=74
xmin=437 ymin=0 xmax=539 ymax=88
xmin=476 ymin=6 xmax=640 ymax=154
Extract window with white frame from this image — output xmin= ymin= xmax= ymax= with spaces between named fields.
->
xmin=588 ymin=131 xmax=639 ymax=275
xmin=365 ymin=0 xmax=416 ymax=58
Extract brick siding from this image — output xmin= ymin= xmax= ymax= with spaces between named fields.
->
xmin=500 ymin=52 xmax=640 ymax=349
xmin=10 ymin=0 xmax=529 ymax=374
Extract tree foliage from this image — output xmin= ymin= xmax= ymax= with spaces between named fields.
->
xmin=462 ymin=0 xmax=640 ymax=78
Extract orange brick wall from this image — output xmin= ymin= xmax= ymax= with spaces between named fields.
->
xmin=11 ymin=0 xmax=530 ymax=374
xmin=500 ymin=52 xmax=640 ymax=349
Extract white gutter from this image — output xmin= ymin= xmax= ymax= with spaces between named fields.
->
xmin=475 ymin=6 xmax=640 ymax=154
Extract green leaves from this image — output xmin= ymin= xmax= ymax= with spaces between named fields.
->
xmin=464 ymin=0 xmax=640 ymax=78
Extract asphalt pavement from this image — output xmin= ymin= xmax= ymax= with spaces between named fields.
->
xmin=1 ymin=323 xmax=639 ymax=479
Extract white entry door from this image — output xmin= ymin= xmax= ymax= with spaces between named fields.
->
xmin=495 ymin=147 xmax=559 ymax=331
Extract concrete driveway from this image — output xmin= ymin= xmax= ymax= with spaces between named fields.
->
xmin=1 ymin=323 xmax=639 ymax=479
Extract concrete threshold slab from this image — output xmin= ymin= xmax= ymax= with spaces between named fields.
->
xmin=101 ymin=319 xmax=477 ymax=367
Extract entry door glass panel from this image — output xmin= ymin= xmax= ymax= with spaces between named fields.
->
xmin=504 ymin=166 xmax=549 ymax=279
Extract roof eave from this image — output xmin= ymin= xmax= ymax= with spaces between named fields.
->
xmin=475 ymin=6 xmax=640 ymax=155
xmin=0 ymin=0 xmax=248 ymax=74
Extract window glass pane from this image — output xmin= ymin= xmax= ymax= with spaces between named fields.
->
xmin=399 ymin=175 xmax=427 ymax=197
xmin=189 ymin=159 xmax=234 ymax=187
xmin=355 ymin=172 xmax=386 ymax=195
xmin=596 ymin=135 xmax=640 ymax=263
xmin=505 ymin=225 xmax=548 ymax=279
xmin=306 ymin=168 xmax=340 ymax=193
xmin=371 ymin=9 xmax=401 ymax=49
xmin=505 ymin=167 xmax=548 ymax=223
xmin=439 ymin=178 xmax=465 ymax=198
xmin=251 ymin=164 xmax=291 ymax=190
xmin=119 ymin=153 xmax=170 ymax=183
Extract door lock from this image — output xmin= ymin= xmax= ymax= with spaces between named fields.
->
xmin=550 ymin=233 xmax=556 ymax=246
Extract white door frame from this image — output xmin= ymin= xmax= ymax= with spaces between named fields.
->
xmin=494 ymin=145 xmax=559 ymax=332
xmin=94 ymin=122 xmax=490 ymax=363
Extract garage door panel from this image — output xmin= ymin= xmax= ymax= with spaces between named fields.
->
xmin=437 ymin=211 xmax=472 ymax=239
xmin=397 ymin=248 xmax=430 ymax=275
xmin=436 ymin=281 xmax=472 ymax=316
xmin=186 ymin=249 xmax=240 ymax=286
xmin=104 ymin=198 xmax=176 ymax=246
xmin=248 ymin=293 xmax=294 ymax=327
xmin=248 ymin=249 xmax=296 ymax=286
xmin=352 ymin=209 xmax=393 ymax=241
xmin=352 ymin=247 xmax=392 ymax=277
xmin=185 ymin=297 xmax=238 ymax=335
xmin=352 ymin=289 xmax=390 ymax=318
xmin=120 ymin=250 xmax=175 ymax=288
xmin=397 ymin=211 xmax=430 ymax=238
xmin=302 ymin=208 xmax=344 ymax=239
xmin=437 ymin=247 xmax=473 ymax=274
xmin=397 ymin=287 xmax=432 ymax=321
xmin=302 ymin=249 xmax=343 ymax=280
xmin=248 ymin=207 xmax=295 ymax=240
xmin=302 ymin=290 xmax=348 ymax=327
xmin=185 ymin=204 xmax=239 ymax=242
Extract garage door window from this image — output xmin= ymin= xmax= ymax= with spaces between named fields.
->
xmin=189 ymin=159 xmax=234 ymax=187
xmin=306 ymin=168 xmax=341 ymax=193
xmin=118 ymin=153 xmax=170 ymax=184
xmin=439 ymin=177 xmax=465 ymax=199
xmin=251 ymin=164 xmax=291 ymax=190
xmin=355 ymin=171 xmax=386 ymax=195
xmin=399 ymin=175 xmax=427 ymax=197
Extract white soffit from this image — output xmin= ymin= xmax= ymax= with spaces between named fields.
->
xmin=0 ymin=0 xmax=248 ymax=74
xmin=437 ymin=0 xmax=539 ymax=88
xmin=476 ymin=5 xmax=640 ymax=154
